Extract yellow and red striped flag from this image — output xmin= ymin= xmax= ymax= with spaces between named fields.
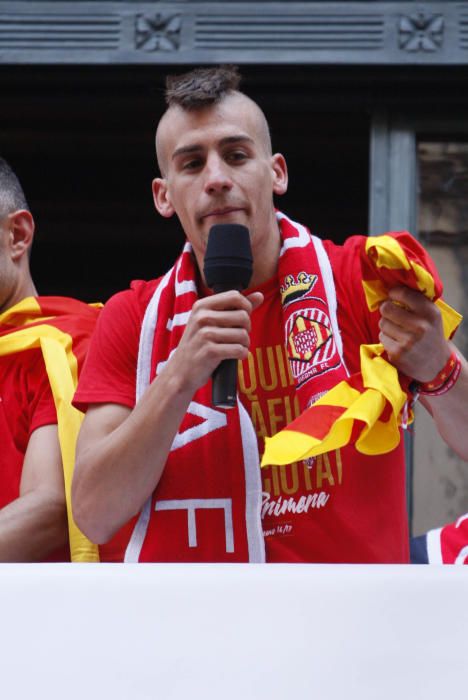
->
xmin=262 ymin=233 xmax=461 ymax=467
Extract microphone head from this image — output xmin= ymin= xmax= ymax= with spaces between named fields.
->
xmin=204 ymin=224 xmax=253 ymax=291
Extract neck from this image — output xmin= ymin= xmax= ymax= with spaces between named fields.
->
xmin=249 ymin=217 xmax=281 ymax=288
xmin=0 ymin=276 xmax=37 ymax=315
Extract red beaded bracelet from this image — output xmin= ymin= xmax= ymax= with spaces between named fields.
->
xmin=417 ymin=351 xmax=461 ymax=396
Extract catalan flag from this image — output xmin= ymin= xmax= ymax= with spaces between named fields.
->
xmin=0 ymin=296 xmax=101 ymax=561
xmin=262 ymin=233 xmax=462 ymax=467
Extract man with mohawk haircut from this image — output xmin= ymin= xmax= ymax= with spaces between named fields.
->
xmin=73 ymin=66 xmax=468 ymax=564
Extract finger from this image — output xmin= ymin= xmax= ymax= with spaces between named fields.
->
xmin=196 ymin=290 xmax=253 ymax=312
xmin=378 ymin=332 xmax=402 ymax=360
xmin=387 ymin=286 xmax=434 ymax=313
xmin=192 ymin=308 xmax=253 ymax=331
xmin=204 ymin=342 xmax=251 ymax=363
xmin=246 ymin=291 xmax=264 ymax=311
xmin=188 ymin=341 xmax=251 ymax=375
xmin=380 ymin=300 xmax=417 ymax=328
xmin=198 ymin=326 xmax=250 ymax=348
xmin=379 ymin=318 xmax=414 ymax=345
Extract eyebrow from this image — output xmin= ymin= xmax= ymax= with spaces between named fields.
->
xmin=171 ymin=135 xmax=254 ymax=161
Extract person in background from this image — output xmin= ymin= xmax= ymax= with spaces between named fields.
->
xmin=0 ymin=158 xmax=99 ymax=561
xmin=411 ymin=513 xmax=468 ymax=564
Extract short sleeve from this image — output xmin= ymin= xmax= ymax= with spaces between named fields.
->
xmin=73 ymin=287 xmax=143 ymax=412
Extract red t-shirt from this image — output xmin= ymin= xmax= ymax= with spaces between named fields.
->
xmin=0 ymin=343 xmax=69 ymax=562
xmin=74 ymin=235 xmax=409 ymax=563
xmin=1 ymin=297 xmax=99 ymax=562
xmin=437 ymin=515 xmax=468 ymax=564
xmin=238 ymin=238 xmax=407 ymax=563
xmin=0 ymin=348 xmax=57 ymax=509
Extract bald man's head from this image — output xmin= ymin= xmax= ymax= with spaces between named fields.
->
xmin=155 ymin=66 xmax=272 ymax=176
xmin=156 ymin=92 xmax=272 ymax=177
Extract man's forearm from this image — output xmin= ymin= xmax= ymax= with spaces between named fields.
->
xmin=72 ymin=290 xmax=264 ymax=545
xmin=73 ymin=364 xmax=195 ymax=544
xmin=0 ymin=490 xmax=68 ymax=562
xmin=420 ymin=354 xmax=468 ymax=461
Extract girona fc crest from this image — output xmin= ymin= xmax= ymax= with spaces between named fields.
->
xmin=288 ymin=315 xmax=332 ymax=361
xmin=286 ymin=308 xmax=337 ymax=383
xmin=280 ymin=272 xmax=317 ymax=306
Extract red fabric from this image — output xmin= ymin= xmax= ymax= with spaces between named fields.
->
xmin=75 ymin=229 xmax=411 ymax=563
xmin=74 ymin=283 xmax=157 ymax=561
xmin=78 ymin=247 xmax=255 ymax=563
xmin=0 ymin=296 xmax=99 ymax=562
xmin=238 ymin=251 xmax=408 ymax=564
xmin=140 ymin=247 xmax=252 ymax=563
xmin=0 ymin=349 xmax=57 ymax=509
xmin=363 ymin=231 xmax=442 ymax=301
xmin=439 ymin=516 xmax=468 ymax=564
xmin=74 ymin=284 xmax=156 ymax=413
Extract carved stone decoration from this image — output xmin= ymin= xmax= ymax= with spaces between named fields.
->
xmin=135 ymin=13 xmax=181 ymax=52
xmin=398 ymin=12 xmax=444 ymax=52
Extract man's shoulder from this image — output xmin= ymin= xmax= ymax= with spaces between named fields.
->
xmin=319 ymin=233 xmax=367 ymax=256
xmin=318 ymin=234 xmax=368 ymax=282
xmin=35 ymin=295 xmax=100 ymax=316
xmin=105 ymin=278 xmax=162 ymax=319
xmin=31 ymin=296 xmax=101 ymax=347
xmin=128 ymin=277 xmax=164 ymax=301
xmin=0 ymin=295 xmax=100 ymax=342
xmin=91 ymin=277 xmax=165 ymax=341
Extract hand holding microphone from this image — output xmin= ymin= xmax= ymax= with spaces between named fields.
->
xmin=203 ymin=224 xmax=253 ymax=408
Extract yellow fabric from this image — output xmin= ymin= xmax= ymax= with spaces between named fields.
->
xmin=262 ymin=346 xmax=404 ymax=466
xmin=364 ymin=235 xmax=436 ymax=302
xmin=365 ymin=234 xmax=412 ymax=270
xmin=0 ymin=296 xmax=46 ymax=325
xmin=436 ymin=299 xmax=463 ymax=339
xmin=361 ymin=279 xmax=388 ymax=312
xmin=0 ymin=300 xmax=99 ymax=562
xmin=411 ymin=261 xmax=436 ymax=300
xmin=262 ymin=237 xmax=462 ymax=467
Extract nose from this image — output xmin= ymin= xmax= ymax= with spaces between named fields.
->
xmin=204 ymin=154 xmax=233 ymax=195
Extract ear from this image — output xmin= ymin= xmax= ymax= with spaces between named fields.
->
xmin=8 ymin=210 xmax=35 ymax=262
xmin=271 ymin=153 xmax=288 ymax=196
xmin=152 ymin=178 xmax=175 ymax=218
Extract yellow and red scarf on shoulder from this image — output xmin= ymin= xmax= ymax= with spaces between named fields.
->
xmin=262 ymin=230 xmax=462 ymax=467
xmin=0 ymin=296 xmax=101 ymax=561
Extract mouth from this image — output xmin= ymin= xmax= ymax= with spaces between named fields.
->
xmin=200 ymin=207 xmax=245 ymax=220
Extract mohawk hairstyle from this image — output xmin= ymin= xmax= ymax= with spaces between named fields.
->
xmin=165 ymin=65 xmax=241 ymax=110
xmin=0 ymin=157 xmax=29 ymax=218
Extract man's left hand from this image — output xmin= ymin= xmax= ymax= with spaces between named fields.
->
xmin=378 ymin=285 xmax=451 ymax=382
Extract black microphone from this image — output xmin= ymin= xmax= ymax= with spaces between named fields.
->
xmin=203 ymin=224 xmax=253 ymax=408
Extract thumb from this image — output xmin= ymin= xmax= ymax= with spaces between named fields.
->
xmin=246 ymin=291 xmax=264 ymax=311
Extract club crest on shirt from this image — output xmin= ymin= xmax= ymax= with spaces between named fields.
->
xmin=280 ymin=272 xmax=317 ymax=306
xmin=285 ymin=308 xmax=338 ymax=384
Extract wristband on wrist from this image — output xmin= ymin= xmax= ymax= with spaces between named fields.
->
xmin=417 ymin=351 xmax=461 ymax=396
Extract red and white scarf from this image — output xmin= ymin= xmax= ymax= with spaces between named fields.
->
xmin=124 ymin=212 xmax=349 ymax=562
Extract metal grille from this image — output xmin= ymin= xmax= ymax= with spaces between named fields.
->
xmin=0 ymin=14 xmax=121 ymax=50
xmin=195 ymin=13 xmax=384 ymax=50
xmin=460 ymin=11 xmax=468 ymax=49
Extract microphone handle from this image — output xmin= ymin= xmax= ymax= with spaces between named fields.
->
xmin=212 ymin=358 xmax=238 ymax=408
xmin=211 ymin=283 xmax=243 ymax=409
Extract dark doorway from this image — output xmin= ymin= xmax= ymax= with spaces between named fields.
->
xmin=0 ymin=64 xmax=370 ymax=302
